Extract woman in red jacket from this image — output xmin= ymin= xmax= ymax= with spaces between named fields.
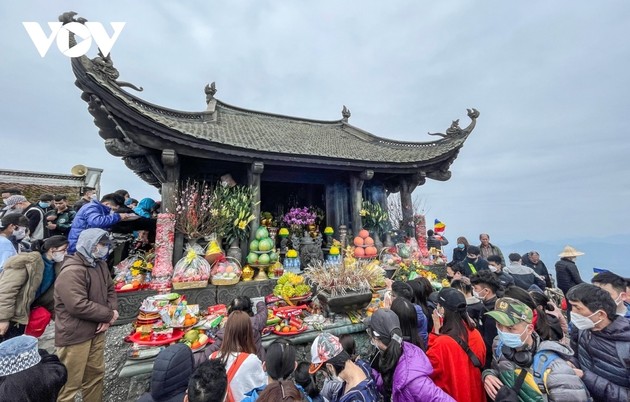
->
xmin=427 ymin=287 xmax=486 ymax=402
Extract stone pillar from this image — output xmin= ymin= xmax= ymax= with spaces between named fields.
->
xmin=161 ymin=149 xmax=183 ymax=263
xmin=399 ymin=172 xmax=426 ymax=238
xmin=247 ymin=161 xmax=264 ymax=244
xmin=349 ymin=170 xmax=373 ymax=235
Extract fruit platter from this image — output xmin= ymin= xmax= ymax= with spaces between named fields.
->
xmin=268 ymin=305 xmax=308 ymax=336
xmin=180 ymin=328 xmax=212 ymax=350
xmin=129 ymin=326 xmax=185 ymax=346
xmin=272 ymin=272 xmax=311 ymax=303
xmin=211 ymin=256 xmax=242 ymax=285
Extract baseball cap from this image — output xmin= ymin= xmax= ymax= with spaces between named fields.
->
xmin=485 ymin=297 xmax=533 ymax=326
xmin=309 ymin=333 xmax=344 ymax=374
xmin=364 ymin=308 xmax=401 ymax=341
xmin=2 ymin=195 xmax=27 ymax=211
xmin=437 ymin=287 xmax=467 ymax=313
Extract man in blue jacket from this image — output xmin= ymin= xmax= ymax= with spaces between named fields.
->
xmin=67 ymin=193 xmax=136 ymax=254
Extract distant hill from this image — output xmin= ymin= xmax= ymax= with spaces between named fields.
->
xmin=501 ymin=236 xmax=630 ymax=280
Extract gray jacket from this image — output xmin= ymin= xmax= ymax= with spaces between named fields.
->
xmin=484 ymin=333 xmax=590 ymax=402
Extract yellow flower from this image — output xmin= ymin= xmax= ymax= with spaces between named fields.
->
xmin=146 ymin=263 xmax=154 ymax=269
xmin=359 ymin=209 xmax=368 ymax=217
xmin=131 ymin=268 xmax=140 ymax=276
xmin=132 ymin=260 xmax=142 ymax=268
xmin=238 ymin=220 xmax=248 ymax=230
xmin=324 ymin=226 xmax=334 ymax=235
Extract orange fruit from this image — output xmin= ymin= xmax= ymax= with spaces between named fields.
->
xmin=366 ymin=246 xmax=377 ymax=256
xmin=359 ymin=229 xmax=370 ymax=239
xmin=364 ymin=237 xmax=374 ymax=246
xmin=353 ymin=236 xmax=364 ymax=246
xmin=354 ymin=247 xmax=365 ymax=257
xmin=290 ymin=326 xmax=297 ymax=332
xmin=282 ymin=326 xmax=290 ymax=333
xmin=192 ymin=341 xmax=201 ymax=349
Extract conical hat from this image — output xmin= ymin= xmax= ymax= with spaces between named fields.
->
xmin=558 ymin=245 xmax=584 ymax=258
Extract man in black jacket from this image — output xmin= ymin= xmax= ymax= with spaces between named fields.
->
xmin=456 ymin=245 xmax=489 ymax=277
xmin=470 ymin=271 xmax=500 ymax=370
xmin=568 ymin=283 xmax=630 ymax=402
xmin=555 ymin=245 xmax=585 ymax=322
xmin=523 ymin=251 xmax=552 ymax=288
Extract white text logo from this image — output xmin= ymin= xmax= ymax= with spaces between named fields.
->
xmin=22 ymin=21 xmax=126 ymax=57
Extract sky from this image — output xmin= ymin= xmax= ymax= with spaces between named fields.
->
xmin=1 ymin=2 xmax=630 ymax=260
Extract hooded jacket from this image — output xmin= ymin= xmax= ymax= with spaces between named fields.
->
xmin=571 ymin=317 xmax=630 ymax=402
xmin=67 ymin=200 xmax=121 ymax=253
xmin=54 ymin=228 xmax=117 ymax=347
xmin=374 ymin=341 xmax=455 ymax=402
xmin=134 ymin=198 xmax=156 ymax=219
xmin=554 ymin=258 xmax=584 ymax=294
xmin=138 ymin=344 xmax=193 ymax=402
xmin=427 ymin=328 xmax=486 ymax=402
xmin=0 ymin=252 xmax=44 ymax=325
xmin=483 ymin=333 xmax=590 ymax=402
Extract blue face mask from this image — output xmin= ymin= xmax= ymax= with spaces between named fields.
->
xmin=457 ymin=243 xmax=465 ymax=249
xmin=498 ymin=327 xmax=527 ymax=348
xmin=39 ymin=202 xmax=50 ymax=209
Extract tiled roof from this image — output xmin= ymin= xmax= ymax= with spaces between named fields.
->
xmin=0 ymin=170 xmax=84 ymax=204
xmin=74 ymin=56 xmax=477 ymax=166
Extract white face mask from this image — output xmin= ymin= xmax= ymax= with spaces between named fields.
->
xmin=52 ymin=251 xmax=66 ymax=263
xmin=570 ymin=310 xmax=603 ymax=330
xmin=12 ymin=226 xmax=26 ymax=240
xmin=92 ymin=245 xmax=109 ymax=259
xmin=90 ymin=194 xmax=97 ymax=200
xmin=489 ymin=266 xmax=498 ymax=273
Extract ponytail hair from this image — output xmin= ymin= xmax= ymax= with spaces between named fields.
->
xmin=377 ymin=327 xmax=404 ymax=401
xmin=265 ymin=339 xmax=296 ymax=380
xmin=31 ymin=235 xmax=68 ymax=253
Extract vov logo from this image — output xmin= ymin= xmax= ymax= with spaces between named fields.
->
xmin=22 ymin=21 xmax=125 ymax=57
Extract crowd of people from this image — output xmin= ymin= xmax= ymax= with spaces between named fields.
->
xmin=0 ymin=187 xmax=157 ymax=402
xmin=0 ymin=186 xmax=628 ymax=402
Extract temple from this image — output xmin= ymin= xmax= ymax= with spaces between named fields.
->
xmin=65 ymin=15 xmax=479 ymax=245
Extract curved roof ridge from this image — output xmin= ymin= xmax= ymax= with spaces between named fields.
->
xmin=342 ymin=123 xmax=448 ymax=148
xmin=216 ymin=99 xmax=345 ymax=125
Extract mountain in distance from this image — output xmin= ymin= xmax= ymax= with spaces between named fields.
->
xmin=501 ymin=235 xmax=630 ymax=280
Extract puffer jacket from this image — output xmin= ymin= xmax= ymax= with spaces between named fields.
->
xmin=484 ymin=334 xmax=590 ymax=402
xmin=571 ymin=317 xmax=630 ymax=402
xmin=54 ymin=228 xmax=118 ymax=347
xmin=554 ymin=258 xmax=584 ymax=294
xmin=67 ymin=200 xmax=121 ymax=253
xmin=505 ymin=262 xmax=546 ymax=291
xmin=0 ymin=252 xmax=44 ymax=325
xmin=138 ymin=344 xmax=193 ymax=402
xmin=373 ymin=341 xmax=455 ymax=402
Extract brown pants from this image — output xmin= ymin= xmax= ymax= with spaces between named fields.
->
xmin=56 ymin=333 xmax=106 ymax=402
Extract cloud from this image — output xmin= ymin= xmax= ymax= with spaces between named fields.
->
xmin=1 ymin=0 xmax=629 ymax=249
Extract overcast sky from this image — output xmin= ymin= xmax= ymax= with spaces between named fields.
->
xmin=2 ymin=1 xmax=630 ymax=250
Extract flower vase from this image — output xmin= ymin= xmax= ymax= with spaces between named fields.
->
xmin=227 ymin=238 xmax=242 ymax=264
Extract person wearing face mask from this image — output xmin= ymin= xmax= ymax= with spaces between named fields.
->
xmin=470 ymin=271 xmax=501 ymax=369
xmin=428 ymin=288 xmax=485 ymax=402
xmin=487 ymin=255 xmax=514 ymax=291
xmin=567 ymin=283 xmax=630 ymax=402
xmin=450 ymin=236 xmax=470 ymax=265
xmin=67 ymin=193 xmax=138 ymax=254
xmin=54 ymin=228 xmax=118 ymax=402
xmin=0 ymin=189 xmax=23 ymax=219
xmin=366 ymin=309 xmax=454 ymax=402
xmin=455 ymin=245 xmax=490 ymax=277
xmin=0 ymin=213 xmax=29 ymax=271
xmin=5 ymin=195 xmax=46 ymax=241
xmin=309 ymin=332 xmax=380 ymax=402
xmin=37 ymin=194 xmax=54 ymax=214
xmin=482 ymin=297 xmax=590 ymax=402
xmin=590 ymin=271 xmax=630 ymax=319
xmin=0 ymin=235 xmax=68 ymax=342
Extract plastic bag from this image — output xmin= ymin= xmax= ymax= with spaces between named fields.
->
xmin=173 ymin=243 xmax=211 ymax=284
